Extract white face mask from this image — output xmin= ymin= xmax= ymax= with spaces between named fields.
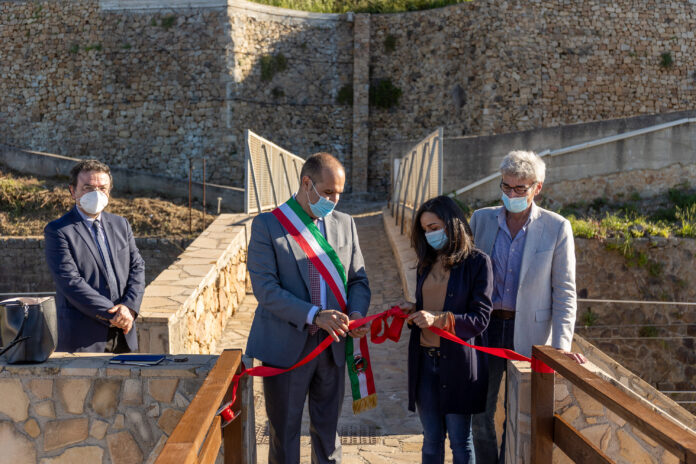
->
xmin=79 ymin=191 xmax=109 ymax=215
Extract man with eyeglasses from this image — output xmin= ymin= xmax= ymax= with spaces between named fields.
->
xmin=44 ymin=160 xmax=145 ymax=353
xmin=469 ymin=150 xmax=586 ymax=464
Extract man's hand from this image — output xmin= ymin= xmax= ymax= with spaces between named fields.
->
xmin=348 ymin=313 xmax=368 ymax=339
xmin=406 ymin=310 xmax=440 ymax=329
xmin=559 ymin=349 xmax=587 ymax=364
xmin=315 ymin=309 xmax=350 ymax=342
xmin=107 ymin=304 xmax=135 ymax=334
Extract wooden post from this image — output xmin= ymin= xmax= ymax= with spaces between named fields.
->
xmin=222 ymin=359 xmax=244 ymax=464
xmin=531 ymin=345 xmax=555 ymax=463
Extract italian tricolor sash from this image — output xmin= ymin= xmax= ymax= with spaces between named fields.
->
xmin=272 ymin=196 xmax=377 ymax=414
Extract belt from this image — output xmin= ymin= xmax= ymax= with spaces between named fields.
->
xmin=421 ymin=346 xmax=440 ymax=358
xmin=491 ymin=309 xmax=516 ymax=320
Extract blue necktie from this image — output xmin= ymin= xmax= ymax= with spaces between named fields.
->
xmin=93 ymin=219 xmax=119 ymax=301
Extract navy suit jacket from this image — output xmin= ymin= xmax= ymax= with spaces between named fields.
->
xmin=407 ymin=249 xmax=493 ymax=414
xmin=44 ymin=207 xmax=145 ymax=352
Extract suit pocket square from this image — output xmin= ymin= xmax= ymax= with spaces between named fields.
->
xmin=535 ymin=309 xmax=552 ymax=322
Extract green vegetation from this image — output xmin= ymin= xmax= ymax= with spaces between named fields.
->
xmin=68 ymin=44 xmax=79 ymax=54
xmin=581 ymin=308 xmax=598 ymax=327
xmin=84 ymin=43 xmax=102 ymax=52
xmin=369 ymin=78 xmax=402 ymax=109
xmin=384 ymin=34 xmax=397 ymax=53
xmin=260 ymin=53 xmax=288 ymax=82
xmin=675 ymin=204 xmax=696 ymax=237
xmin=161 ymin=15 xmax=177 ymax=30
xmin=336 ymin=84 xmax=353 ymax=105
xmin=660 ymin=51 xmax=673 ymax=68
xmin=638 ymin=326 xmax=658 ymax=338
xmin=247 ymin=0 xmax=471 ymax=13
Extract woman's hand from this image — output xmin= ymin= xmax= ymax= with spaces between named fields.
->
xmin=406 ymin=310 xmax=439 ymax=329
xmin=348 ymin=313 xmax=369 ymax=338
xmin=397 ymin=301 xmax=416 ymax=315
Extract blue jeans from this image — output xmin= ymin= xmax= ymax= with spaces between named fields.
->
xmin=416 ymin=349 xmax=476 ymax=464
xmin=473 ymin=317 xmax=515 ymax=464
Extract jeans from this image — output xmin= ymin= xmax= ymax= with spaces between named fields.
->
xmin=473 ymin=317 xmax=515 ymax=464
xmin=416 ymin=348 xmax=476 ymax=464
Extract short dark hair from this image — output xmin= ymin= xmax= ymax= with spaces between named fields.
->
xmin=69 ymin=160 xmax=113 ymax=188
xmin=411 ymin=195 xmax=473 ymax=273
xmin=299 ymin=152 xmax=344 ymax=184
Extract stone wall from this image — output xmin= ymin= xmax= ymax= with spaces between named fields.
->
xmin=0 ymin=237 xmax=189 ymax=294
xmin=505 ymin=335 xmax=696 ymax=464
xmin=0 ymin=352 xmax=219 ymax=464
xmin=3 ymin=0 xmax=696 ymax=195
xmin=137 ymin=213 xmax=251 ymax=354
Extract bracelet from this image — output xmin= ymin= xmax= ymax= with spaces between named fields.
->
xmin=312 ymin=308 xmax=322 ymax=324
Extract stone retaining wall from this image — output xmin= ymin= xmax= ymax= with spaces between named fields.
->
xmin=0 ymin=353 xmax=219 ymax=464
xmin=3 ymin=0 xmax=696 ymax=194
xmin=0 ymin=237 xmax=189 ymax=294
xmin=505 ymin=335 xmax=696 ymax=464
xmin=137 ymin=213 xmax=251 ymax=354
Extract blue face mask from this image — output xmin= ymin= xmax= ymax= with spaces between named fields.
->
xmin=502 ymin=193 xmax=529 ymax=213
xmin=425 ymin=229 xmax=448 ymax=250
xmin=307 ymin=181 xmax=336 ymax=218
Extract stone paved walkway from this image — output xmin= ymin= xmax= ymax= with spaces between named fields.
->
xmin=219 ymin=206 xmax=456 ymax=463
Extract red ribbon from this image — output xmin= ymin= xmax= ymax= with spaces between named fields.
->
xmin=217 ymin=306 xmax=553 ymax=425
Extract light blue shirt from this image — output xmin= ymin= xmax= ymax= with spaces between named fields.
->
xmin=491 ymin=204 xmax=535 ymax=311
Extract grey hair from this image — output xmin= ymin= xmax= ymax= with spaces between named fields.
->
xmin=499 ymin=150 xmax=546 ymax=184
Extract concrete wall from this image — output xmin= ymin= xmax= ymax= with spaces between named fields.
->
xmin=0 ymin=237 xmax=189 ymax=294
xmin=391 ymin=111 xmax=696 ymax=204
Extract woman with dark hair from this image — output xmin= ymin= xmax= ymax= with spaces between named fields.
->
xmin=398 ymin=195 xmax=493 ymax=464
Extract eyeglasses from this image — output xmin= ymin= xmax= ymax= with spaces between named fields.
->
xmin=500 ymin=180 xmax=536 ymax=195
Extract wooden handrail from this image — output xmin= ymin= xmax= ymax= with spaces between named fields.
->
xmin=155 ymin=349 xmax=244 ymax=464
xmin=531 ymin=345 xmax=696 ymax=464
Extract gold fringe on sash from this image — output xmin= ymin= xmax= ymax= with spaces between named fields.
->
xmin=352 ymin=393 xmax=377 ymax=414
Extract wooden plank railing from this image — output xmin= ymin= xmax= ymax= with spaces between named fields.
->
xmin=531 ymin=345 xmax=696 ymax=464
xmin=155 ymin=349 xmax=244 ymax=464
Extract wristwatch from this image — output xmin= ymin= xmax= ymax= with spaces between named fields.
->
xmin=312 ymin=308 xmax=322 ymax=324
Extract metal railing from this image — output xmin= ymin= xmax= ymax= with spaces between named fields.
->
xmin=155 ymin=349 xmax=245 ymax=464
xmin=531 ymin=345 xmax=696 ymax=463
xmin=391 ymin=128 xmax=443 ymax=234
xmin=244 ymin=130 xmax=305 ymax=214
xmin=449 ymin=117 xmax=696 ymax=198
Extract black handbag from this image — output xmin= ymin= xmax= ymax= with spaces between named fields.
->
xmin=0 ymin=297 xmax=58 ymax=363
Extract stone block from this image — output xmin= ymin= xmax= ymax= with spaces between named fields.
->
xmin=148 ymin=378 xmax=179 ymax=403
xmin=107 ymin=431 xmax=144 ymax=464
xmin=0 ymin=422 xmax=37 ymax=464
xmin=572 ymin=385 xmax=604 ymax=417
xmin=56 ymin=378 xmax=91 ymax=414
xmin=43 ymin=418 xmax=89 ymax=451
xmin=28 ymin=379 xmax=53 ymax=400
xmin=157 ymin=408 xmax=184 ymax=436
xmin=125 ymin=408 xmax=153 ymax=443
xmin=39 ymin=446 xmax=103 ymax=464
xmin=23 ymin=419 xmax=40 ymax=438
xmin=617 ymin=429 xmax=653 ymax=464
xmin=113 ymin=414 xmax=125 ymax=430
xmin=91 ymin=379 xmax=121 ymax=417
xmin=34 ymin=401 xmax=56 ymax=419
xmin=0 ymin=379 xmax=29 ymax=421
xmin=90 ymin=419 xmax=109 ymax=440
xmin=122 ymin=378 xmax=143 ymax=405
xmin=580 ymin=424 xmax=611 ymax=452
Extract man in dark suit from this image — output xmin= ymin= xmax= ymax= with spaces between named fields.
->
xmin=245 ymin=153 xmax=371 ymax=464
xmin=44 ymin=160 xmax=145 ymax=353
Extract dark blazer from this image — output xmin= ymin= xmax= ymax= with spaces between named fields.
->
xmin=407 ymin=249 xmax=493 ymax=414
xmin=44 ymin=207 xmax=145 ymax=352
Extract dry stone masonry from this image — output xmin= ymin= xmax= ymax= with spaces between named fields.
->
xmin=2 ymin=0 xmax=696 ymax=194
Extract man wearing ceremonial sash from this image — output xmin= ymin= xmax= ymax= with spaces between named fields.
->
xmin=246 ymin=153 xmax=371 ymax=464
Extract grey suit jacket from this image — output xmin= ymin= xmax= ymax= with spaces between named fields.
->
xmin=469 ymin=204 xmax=576 ymax=356
xmin=245 ymin=208 xmax=371 ymax=368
